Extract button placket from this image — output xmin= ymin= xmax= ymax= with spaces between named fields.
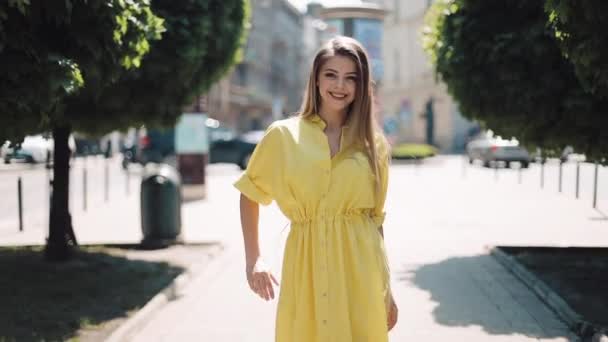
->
xmin=318 ymin=220 xmax=330 ymax=339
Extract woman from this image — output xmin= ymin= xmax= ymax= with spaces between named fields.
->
xmin=234 ymin=36 xmax=398 ymax=341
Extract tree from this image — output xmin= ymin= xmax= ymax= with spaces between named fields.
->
xmin=0 ymin=0 xmax=249 ymax=261
xmin=0 ymin=0 xmax=164 ymax=260
xmin=422 ymin=0 xmax=607 ymax=161
xmin=545 ymin=0 xmax=608 ymax=99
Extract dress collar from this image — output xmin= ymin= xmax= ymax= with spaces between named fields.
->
xmin=309 ymin=113 xmax=350 ymax=130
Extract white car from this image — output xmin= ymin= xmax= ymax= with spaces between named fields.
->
xmin=467 ymin=136 xmax=530 ymax=168
xmin=3 ymin=135 xmax=75 ymax=164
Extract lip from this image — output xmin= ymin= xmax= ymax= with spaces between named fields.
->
xmin=328 ymin=91 xmax=348 ymax=99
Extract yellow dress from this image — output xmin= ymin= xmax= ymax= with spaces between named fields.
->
xmin=234 ymin=114 xmax=391 ymax=342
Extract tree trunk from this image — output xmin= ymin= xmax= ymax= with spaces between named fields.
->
xmin=45 ymin=124 xmax=78 ymax=261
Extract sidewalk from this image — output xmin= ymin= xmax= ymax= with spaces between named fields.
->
xmin=2 ymin=158 xmax=603 ymax=340
xmin=126 ymin=156 xmax=608 ymax=341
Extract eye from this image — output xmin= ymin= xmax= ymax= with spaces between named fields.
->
xmin=324 ymin=72 xmax=337 ymax=78
xmin=347 ymin=76 xmax=358 ymax=82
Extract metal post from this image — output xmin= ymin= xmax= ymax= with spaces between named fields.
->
xmin=125 ymin=169 xmax=130 ymax=196
xmin=540 ymin=162 xmax=545 ymax=189
xmin=462 ymin=156 xmax=467 ymax=179
xmin=593 ymin=162 xmax=599 ymax=209
xmin=104 ymin=159 xmax=109 ymax=202
xmin=494 ymin=162 xmax=498 ymax=182
xmin=575 ymin=162 xmax=580 ymax=199
xmin=83 ymin=168 xmax=88 ymax=211
xmin=518 ymin=167 xmax=522 ymax=184
xmin=558 ymin=162 xmax=563 ymax=193
xmin=18 ymin=177 xmax=23 ymax=232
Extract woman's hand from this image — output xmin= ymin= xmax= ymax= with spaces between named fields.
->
xmin=246 ymin=258 xmax=279 ymax=301
xmin=387 ymin=295 xmax=398 ymax=331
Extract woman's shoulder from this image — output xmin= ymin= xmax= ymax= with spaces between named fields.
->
xmin=258 ymin=116 xmax=301 ymax=146
xmin=264 ymin=115 xmax=305 ymax=136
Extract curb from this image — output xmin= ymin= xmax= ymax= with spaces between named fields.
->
xmin=489 ymin=246 xmax=608 ymax=342
xmin=104 ymin=243 xmax=224 ymax=342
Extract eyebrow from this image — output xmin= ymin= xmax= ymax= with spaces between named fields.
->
xmin=324 ymin=68 xmax=357 ymax=75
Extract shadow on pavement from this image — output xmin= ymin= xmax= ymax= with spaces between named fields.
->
xmin=399 ymin=254 xmax=571 ymax=339
xmin=0 ymin=246 xmax=184 ymax=341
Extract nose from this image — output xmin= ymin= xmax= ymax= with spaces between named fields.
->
xmin=335 ymin=76 xmax=346 ymax=89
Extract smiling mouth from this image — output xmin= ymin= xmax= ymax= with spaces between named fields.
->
xmin=329 ymin=91 xmax=348 ymax=100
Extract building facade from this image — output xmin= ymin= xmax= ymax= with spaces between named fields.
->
xmin=380 ymin=0 xmax=477 ymax=152
xmin=205 ymin=0 xmax=304 ymax=132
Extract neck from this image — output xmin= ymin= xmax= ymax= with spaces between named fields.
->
xmin=318 ymin=106 xmax=347 ymax=130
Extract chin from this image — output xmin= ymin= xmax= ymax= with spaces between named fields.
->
xmin=327 ymin=101 xmax=352 ymax=113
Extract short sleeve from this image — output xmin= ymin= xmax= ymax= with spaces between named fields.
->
xmin=233 ymin=123 xmax=283 ymax=206
xmin=372 ymin=136 xmax=390 ymax=227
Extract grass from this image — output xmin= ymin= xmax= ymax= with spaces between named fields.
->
xmin=0 ymin=246 xmax=184 ymax=342
xmin=500 ymin=246 xmax=608 ymax=329
xmin=391 ymin=143 xmax=438 ymax=159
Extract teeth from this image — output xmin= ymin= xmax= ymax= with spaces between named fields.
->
xmin=330 ymin=92 xmax=346 ymax=99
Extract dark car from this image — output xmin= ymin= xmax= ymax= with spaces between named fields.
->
xmin=134 ymin=119 xmax=262 ymax=170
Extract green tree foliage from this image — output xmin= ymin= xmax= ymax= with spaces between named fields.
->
xmin=422 ymin=0 xmax=607 ymax=161
xmin=0 ymin=0 xmax=164 ymax=260
xmin=546 ymin=0 xmax=608 ymax=99
xmin=0 ymin=0 xmax=163 ymax=141
xmin=69 ymin=0 xmax=251 ymax=135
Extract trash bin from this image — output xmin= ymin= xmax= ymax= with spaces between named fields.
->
xmin=140 ymin=163 xmax=182 ymax=246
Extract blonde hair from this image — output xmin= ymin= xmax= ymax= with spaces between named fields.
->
xmin=299 ymin=36 xmax=386 ymax=200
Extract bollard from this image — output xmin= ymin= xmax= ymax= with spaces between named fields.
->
xmin=558 ymin=162 xmax=563 ymax=193
xmin=17 ymin=177 xmax=23 ymax=232
xmin=83 ymin=168 xmax=88 ymax=211
xmin=494 ymin=162 xmax=498 ymax=182
xmin=540 ymin=162 xmax=545 ymax=189
xmin=593 ymin=162 xmax=599 ymax=209
xmin=104 ymin=159 xmax=109 ymax=202
xmin=462 ymin=156 xmax=467 ymax=179
xmin=575 ymin=162 xmax=580 ymax=199
xmin=518 ymin=166 xmax=522 ymax=184
xmin=126 ymin=169 xmax=130 ymax=196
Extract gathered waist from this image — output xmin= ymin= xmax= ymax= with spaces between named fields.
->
xmin=288 ymin=209 xmax=378 ymax=225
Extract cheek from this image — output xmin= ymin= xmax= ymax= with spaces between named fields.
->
xmin=347 ymin=84 xmax=357 ymax=98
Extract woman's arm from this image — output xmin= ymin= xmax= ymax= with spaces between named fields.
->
xmin=240 ymin=193 xmax=261 ymax=265
xmin=240 ymin=194 xmax=279 ymax=301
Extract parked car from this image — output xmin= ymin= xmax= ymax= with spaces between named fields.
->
xmin=135 ymin=119 xmax=263 ymax=170
xmin=467 ymin=135 xmax=530 ymax=168
xmin=4 ymin=135 xmax=54 ymax=164
xmin=3 ymin=135 xmax=75 ymax=164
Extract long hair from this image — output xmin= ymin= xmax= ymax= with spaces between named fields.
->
xmin=299 ymin=36 xmax=387 ymax=200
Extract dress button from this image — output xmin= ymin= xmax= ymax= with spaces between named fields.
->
xmin=322 ymin=320 xmax=327 ymax=324
xmin=322 ymin=292 xmax=327 ymax=297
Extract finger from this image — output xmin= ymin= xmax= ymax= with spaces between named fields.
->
xmin=270 ymin=273 xmax=279 ymax=286
xmin=257 ymin=277 xmax=267 ymax=297
xmin=260 ymin=278 xmax=271 ymax=300
xmin=264 ymin=273 xmax=275 ymax=299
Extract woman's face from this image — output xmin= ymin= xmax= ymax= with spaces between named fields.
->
xmin=317 ymin=55 xmax=358 ymax=115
